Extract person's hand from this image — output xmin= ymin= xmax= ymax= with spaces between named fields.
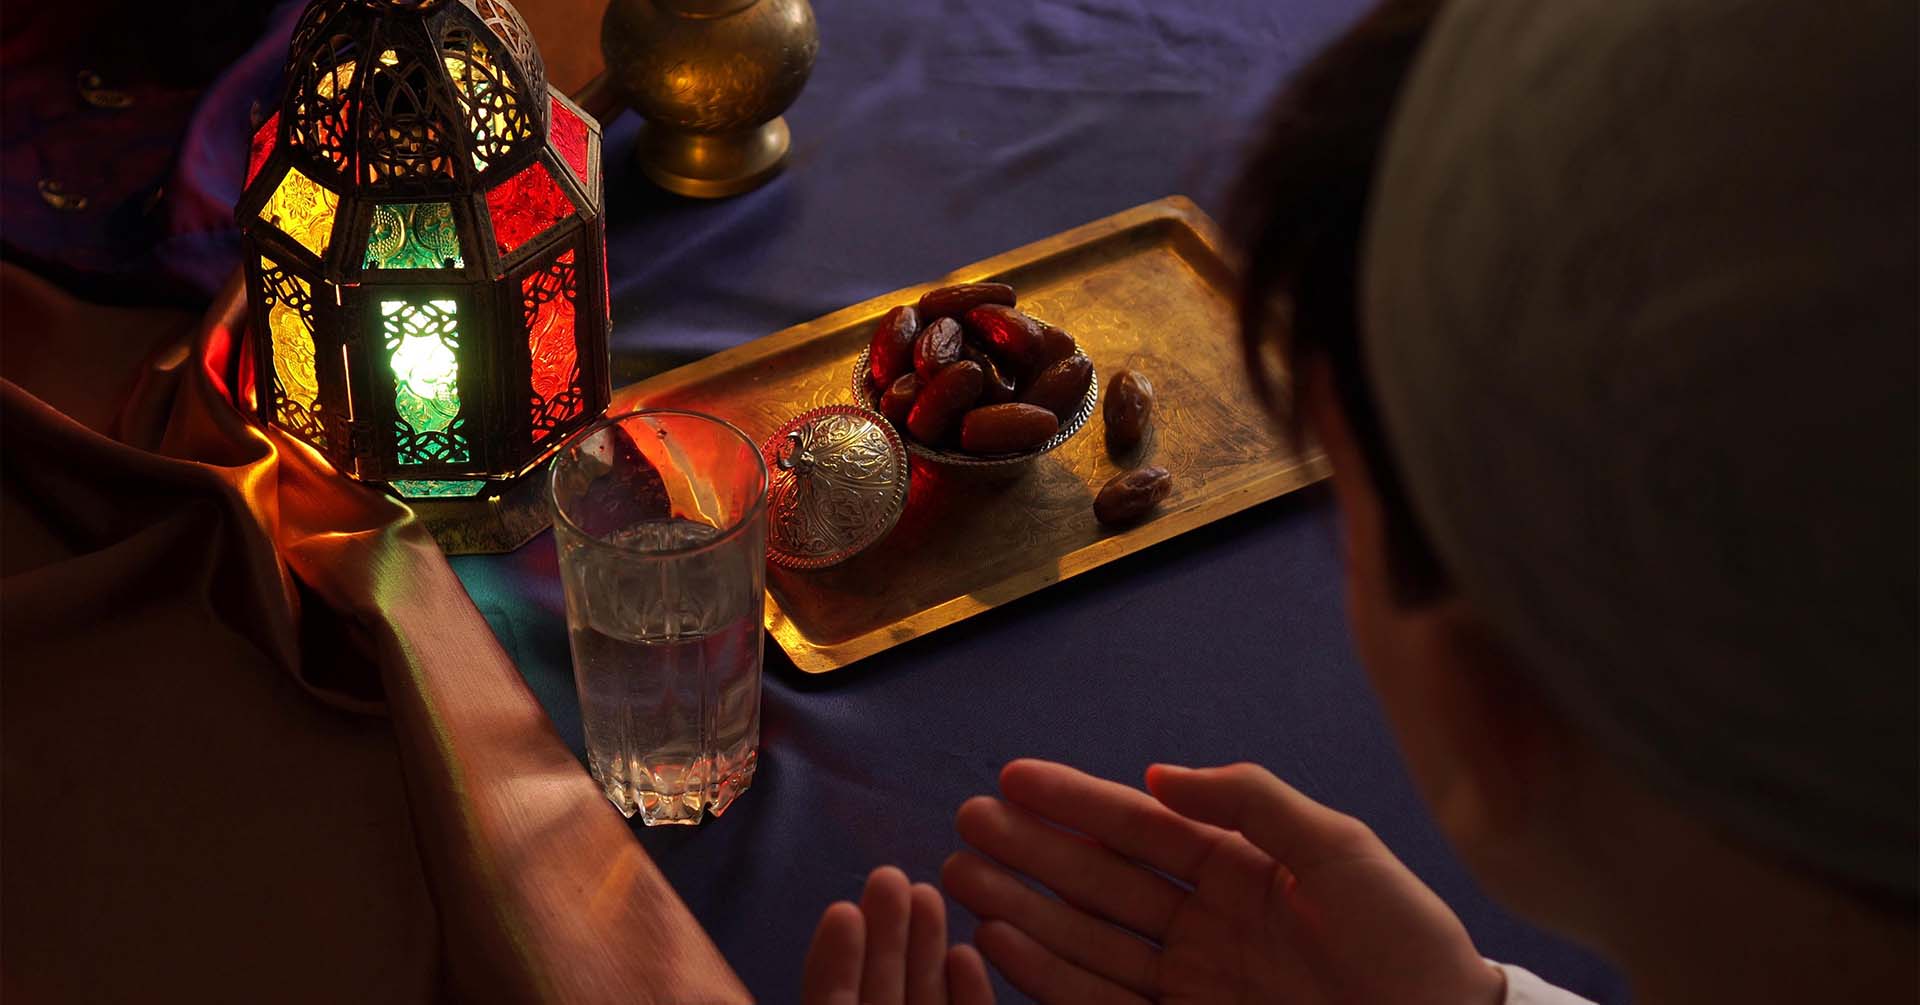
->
xmin=803 ymin=865 xmax=996 ymax=1005
xmin=941 ymin=760 xmax=1506 ymax=1005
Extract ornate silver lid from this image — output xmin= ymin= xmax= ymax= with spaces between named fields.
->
xmin=762 ymin=405 xmax=910 ymax=570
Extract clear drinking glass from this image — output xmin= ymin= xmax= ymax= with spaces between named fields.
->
xmin=550 ymin=409 xmax=769 ymax=825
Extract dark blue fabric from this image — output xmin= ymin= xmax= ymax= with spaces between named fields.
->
xmin=453 ymin=2 xmax=1630 ymax=1002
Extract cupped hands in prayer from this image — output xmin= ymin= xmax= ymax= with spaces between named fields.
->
xmin=805 ymin=759 xmax=1504 ymax=1005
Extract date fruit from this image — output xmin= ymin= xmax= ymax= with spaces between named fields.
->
xmin=1021 ymin=354 xmax=1093 ymax=420
xmin=1035 ymin=321 xmax=1078 ymax=368
xmin=913 ymin=316 xmax=965 ymax=383
xmin=906 ymin=360 xmax=984 ymax=444
xmin=960 ymin=403 xmax=1060 ymax=454
xmin=965 ymin=345 xmax=1018 ymax=404
xmin=1103 ymin=369 xmax=1154 ymax=451
xmin=868 ymin=305 xmax=920 ymax=389
xmin=917 ymin=282 xmax=1016 ymax=319
xmin=963 ymin=305 xmax=1045 ymax=378
xmin=1094 ymin=466 xmax=1172 ymax=527
xmin=880 ymin=372 xmax=921 ymax=426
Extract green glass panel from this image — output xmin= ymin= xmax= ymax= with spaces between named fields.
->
xmin=391 ymin=479 xmax=487 ymax=498
xmin=382 ymin=298 xmax=470 ymax=466
xmin=365 ymin=202 xmax=464 ymax=270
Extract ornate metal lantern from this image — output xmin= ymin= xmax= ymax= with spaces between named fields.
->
xmin=237 ymin=0 xmax=609 ymax=549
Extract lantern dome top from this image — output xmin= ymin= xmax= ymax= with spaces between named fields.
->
xmin=275 ymin=0 xmax=549 ymax=198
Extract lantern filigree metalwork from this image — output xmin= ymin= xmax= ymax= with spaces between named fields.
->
xmin=237 ymin=0 xmax=609 ymax=519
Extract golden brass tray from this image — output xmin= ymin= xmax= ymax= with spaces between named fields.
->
xmin=616 ymin=196 xmax=1328 ymax=673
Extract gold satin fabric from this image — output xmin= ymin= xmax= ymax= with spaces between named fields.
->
xmin=0 ymin=265 xmax=749 ymax=1003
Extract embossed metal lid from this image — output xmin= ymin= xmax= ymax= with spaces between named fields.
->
xmin=762 ymin=405 xmax=910 ymax=570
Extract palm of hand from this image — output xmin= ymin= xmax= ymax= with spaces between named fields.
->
xmin=1159 ymin=844 xmax=1485 ymax=1005
xmin=944 ymin=760 xmax=1501 ymax=1005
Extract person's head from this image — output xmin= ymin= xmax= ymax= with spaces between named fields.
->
xmin=1234 ymin=0 xmax=1916 ymax=956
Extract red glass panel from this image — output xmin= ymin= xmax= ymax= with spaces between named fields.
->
xmin=485 ymin=161 xmax=573 ymax=257
xmin=524 ymin=249 xmax=581 ymax=442
xmin=549 ymin=95 xmax=591 ymax=185
xmin=248 ymin=111 xmax=280 ymax=188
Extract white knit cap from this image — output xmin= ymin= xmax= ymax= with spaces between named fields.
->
xmin=1363 ymin=0 xmax=1916 ymax=895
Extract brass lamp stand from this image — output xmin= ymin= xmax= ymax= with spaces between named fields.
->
xmin=577 ymin=0 xmax=818 ymax=198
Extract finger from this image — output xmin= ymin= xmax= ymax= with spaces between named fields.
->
xmin=1146 ymin=763 xmax=1377 ymax=870
xmin=955 ymin=796 xmax=1187 ymax=940
xmin=945 ymin=944 xmax=995 ymax=1005
xmin=941 ymin=851 xmax=1160 ymax=996
xmin=861 ymin=866 xmax=914 ymax=1005
xmin=997 ymin=759 xmax=1226 ymax=882
xmin=802 ymin=901 xmax=865 ymax=1005
xmin=973 ymin=920 xmax=1150 ymax=1005
xmin=905 ymin=883 xmax=949 ymax=1005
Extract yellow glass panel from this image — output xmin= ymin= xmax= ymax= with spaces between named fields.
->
xmin=259 ymin=165 xmax=339 ymax=257
xmin=260 ymin=256 xmax=321 ymax=428
xmin=313 ymin=61 xmax=356 ymax=99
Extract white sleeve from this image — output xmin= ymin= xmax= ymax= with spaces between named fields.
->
xmin=1494 ymin=961 xmax=1602 ymax=1005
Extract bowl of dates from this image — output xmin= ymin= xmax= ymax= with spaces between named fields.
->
xmin=853 ymin=283 xmax=1098 ymax=469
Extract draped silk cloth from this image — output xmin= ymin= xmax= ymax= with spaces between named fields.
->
xmin=0 ymin=264 xmax=747 ymax=1002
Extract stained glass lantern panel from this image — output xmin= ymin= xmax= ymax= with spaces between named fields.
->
xmin=365 ymin=203 xmax=465 ymax=270
xmin=524 ymin=248 xmax=582 ymax=447
xmin=441 ymin=31 xmax=532 ymax=173
xmin=259 ymin=164 xmax=339 ymax=258
xmin=549 ymin=96 xmax=590 ymax=184
xmin=361 ymin=50 xmax=459 ymax=184
xmin=382 ymin=297 xmax=471 ymax=468
xmin=485 ymin=161 xmax=573 ymax=256
xmin=390 ymin=479 xmax=488 ymax=498
xmin=290 ymin=59 xmax=357 ymax=176
xmin=248 ymin=112 xmax=279 ymax=188
xmin=257 ymin=255 xmax=325 ymax=447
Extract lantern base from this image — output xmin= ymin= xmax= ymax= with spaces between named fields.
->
xmin=636 ymin=117 xmax=791 ymax=198
xmin=401 ymin=467 xmax=553 ymax=555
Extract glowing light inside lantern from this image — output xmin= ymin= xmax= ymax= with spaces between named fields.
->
xmin=382 ymin=298 xmax=467 ymax=465
xmin=485 ymin=161 xmax=572 ymax=256
xmin=365 ymin=202 xmax=464 ymax=270
xmin=259 ymin=164 xmax=339 ymax=257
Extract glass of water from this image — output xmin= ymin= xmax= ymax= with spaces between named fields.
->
xmin=550 ymin=409 xmax=769 ymax=825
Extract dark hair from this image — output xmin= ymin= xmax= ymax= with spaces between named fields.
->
xmin=1232 ymin=0 xmax=1452 ymax=606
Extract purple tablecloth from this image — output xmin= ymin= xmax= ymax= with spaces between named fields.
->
xmin=3 ymin=0 xmax=1627 ymax=1000
xmin=453 ymin=3 xmax=1626 ymax=1002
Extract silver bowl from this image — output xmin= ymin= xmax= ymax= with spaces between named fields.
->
xmin=852 ymin=346 xmax=1098 ymax=470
